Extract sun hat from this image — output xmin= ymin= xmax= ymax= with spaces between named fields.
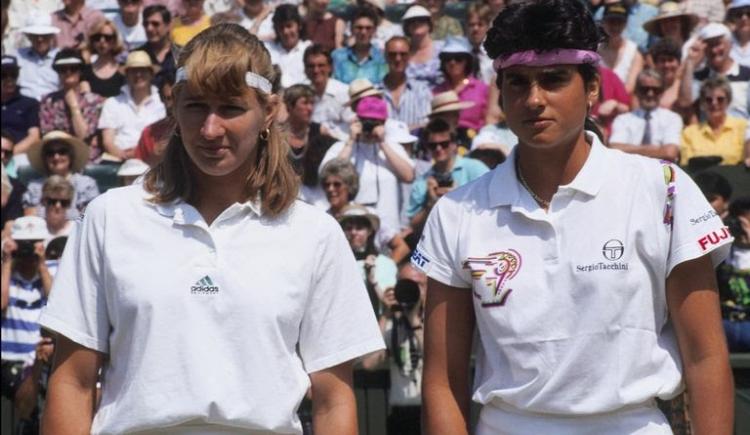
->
xmin=439 ymin=37 xmax=472 ymax=57
xmin=728 ymin=0 xmax=750 ymax=10
xmin=338 ymin=203 xmax=380 ymax=233
xmin=28 ymin=131 xmax=90 ymax=175
xmin=402 ymin=5 xmax=431 ymax=22
xmin=346 ymin=78 xmax=382 ymax=106
xmin=699 ymin=22 xmax=732 ymax=41
xmin=123 ymin=50 xmax=158 ymax=72
xmin=385 ymin=120 xmax=418 ymax=144
xmin=356 ymin=96 xmax=388 ymax=120
xmin=117 ymin=158 xmax=150 ymax=177
xmin=22 ymin=13 xmax=61 ymax=36
xmin=11 ymin=216 xmax=49 ymax=241
xmin=602 ymin=3 xmax=629 ymax=20
xmin=429 ymin=91 xmax=474 ymax=116
xmin=53 ymin=50 xmax=84 ymax=70
xmin=643 ymin=2 xmax=699 ymax=36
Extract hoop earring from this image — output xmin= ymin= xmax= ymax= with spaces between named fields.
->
xmin=259 ymin=128 xmax=270 ymax=141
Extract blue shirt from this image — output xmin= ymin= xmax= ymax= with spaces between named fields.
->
xmin=13 ymin=47 xmax=60 ymax=101
xmin=1 ymin=91 xmax=40 ymax=143
xmin=331 ymin=45 xmax=388 ymax=85
xmin=407 ymin=156 xmax=489 ymax=218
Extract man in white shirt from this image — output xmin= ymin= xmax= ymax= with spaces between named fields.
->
xmin=13 ymin=14 xmax=60 ymax=101
xmin=304 ymin=44 xmax=352 ymax=141
xmin=99 ymin=51 xmax=165 ymax=160
xmin=610 ymin=69 xmax=683 ymax=162
xmin=265 ymin=4 xmax=311 ymax=89
xmin=238 ymin=0 xmax=276 ymax=42
xmin=113 ymin=0 xmax=148 ymax=51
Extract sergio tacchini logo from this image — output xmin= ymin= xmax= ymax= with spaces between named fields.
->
xmin=602 ymin=239 xmax=625 ymax=261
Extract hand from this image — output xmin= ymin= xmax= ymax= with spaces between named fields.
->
xmin=34 ymin=241 xmax=46 ymax=263
xmin=597 ymin=99 xmax=619 ymax=117
xmin=380 ymin=287 xmax=398 ymax=310
xmin=349 ymin=120 xmax=362 ymax=140
xmin=371 ymin=124 xmax=385 ymax=142
xmin=2 ymin=237 xmax=17 ymax=260
xmin=79 ymin=80 xmax=91 ymax=94
xmin=64 ymin=88 xmax=80 ymax=110
xmin=364 ymin=254 xmax=377 ymax=285
xmin=687 ymin=39 xmax=705 ymax=66
xmin=35 ymin=337 xmax=55 ymax=364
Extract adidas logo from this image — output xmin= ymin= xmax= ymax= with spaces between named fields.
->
xmin=190 ymin=275 xmax=220 ymax=295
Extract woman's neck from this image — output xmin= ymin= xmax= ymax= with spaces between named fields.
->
xmin=449 ymin=74 xmax=467 ymax=88
xmin=47 ymin=220 xmax=68 ymax=235
xmin=94 ymin=53 xmax=115 ymax=66
xmin=708 ymin=114 xmax=726 ymax=130
xmin=412 ymin=35 xmax=431 ymax=51
xmin=289 ymin=117 xmax=308 ymax=134
xmin=189 ymin=169 xmax=252 ymax=225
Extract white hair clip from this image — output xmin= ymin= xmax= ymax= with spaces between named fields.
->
xmin=175 ymin=67 xmax=272 ymax=94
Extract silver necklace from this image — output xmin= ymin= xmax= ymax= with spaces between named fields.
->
xmin=515 ymin=156 xmax=551 ymax=208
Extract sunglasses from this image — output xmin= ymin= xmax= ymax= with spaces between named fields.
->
xmin=91 ymin=33 xmax=116 ymax=43
xmin=442 ymin=54 xmax=468 ymax=63
xmin=119 ymin=0 xmax=141 ymax=4
xmin=729 ymin=8 xmax=750 ymax=20
xmin=637 ymin=85 xmax=662 ymax=95
xmin=426 ymin=140 xmax=451 ymax=150
xmin=55 ymin=64 xmax=81 ymax=74
xmin=44 ymin=146 xmax=71 ymax=157
xmin=43 ymin=197 xmax=72 ymax=208
xmin=323 ymin=180 xmax=343 ymax=189
xmin=703 ymin=96 xmax=727 ymax=105
xmin=387 ymin=51 xmax=409 ymax=59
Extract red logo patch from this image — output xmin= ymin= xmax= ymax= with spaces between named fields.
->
xmin=697 ymin=227 xmax=731 ymax=252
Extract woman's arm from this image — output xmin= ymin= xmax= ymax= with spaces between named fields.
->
xmin=310 ymin=360 xmax=358 ymax=435
xmin=42 ymin=335 xmax=104 ymax=435
xmin=422 ymin=278 xmax=475 ymax=435
xmin=666 ymin=254 xmax=734 ymax=435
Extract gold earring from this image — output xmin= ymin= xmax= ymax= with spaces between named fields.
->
xmin=259 ymin=128 xmax=270 ymax=141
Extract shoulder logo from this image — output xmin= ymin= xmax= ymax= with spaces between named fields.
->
xmin=463 ymin=250 xmax=522 ymax=307
xmin=190 ymin=275 xmax=220 ymax=295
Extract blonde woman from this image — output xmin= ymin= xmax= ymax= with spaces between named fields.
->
xmin=82 ymin=19 xmax=126 ymax=98
xmin=40 ymin=24 xmax=383 ymax=434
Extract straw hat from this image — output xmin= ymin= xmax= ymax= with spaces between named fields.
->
xmin=642 ymin=2 xmax=699 ymax=36
xmin=123 ymin=50 xmax=158 ymax=72
xmin=429 ymin=91 xmax=475 ymax=116
xmin=28 ymin=131 xmax=90 ymax=175
xmin=338 ymin=204 xmax=380 ymax=233
xmin=21 ymin=13 xmax=60 ymax=36
xmin=346 ymin=78 xmax=382 ymax=106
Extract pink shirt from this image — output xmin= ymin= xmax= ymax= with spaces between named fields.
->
xmin=51 ymin=7 xmax=105 ymax=50
xmin=433 ymin=77 xmax=489 ymax=131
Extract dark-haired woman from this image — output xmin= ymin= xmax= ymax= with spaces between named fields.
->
xmin=417 ymin=1 xmax=733 ymax=434
xmin=39 ymin=24 xmax=383 ymax=434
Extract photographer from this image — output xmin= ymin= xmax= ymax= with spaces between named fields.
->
xmin=1 ymin=216 xmax=52 ymax=432
xmin=362 ymin=263 xmax=426 ymax=435
xmin=406 ymin=118 xmax=488 ymax=232
xmin=321 ymin=95 xmax=415 ymax=231
xmin=338 ymin=204 xmax=398 ymax=314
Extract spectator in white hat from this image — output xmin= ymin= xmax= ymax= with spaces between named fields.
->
xmin=728 ymin=0 xmax=750 ymax=67
xmin=433 ymin=37 xmax=489 ymax=134
xmin=681 ymin=22 xmax=750 ymax=119
xmin=99 ymin=51 xmax=166 ymax=160
xmin=12 ymin=14 xmax=60 ymax=101
xmin=116 ymin=158 xmax=149 ymax=186
xmin=2 ymin=0 xmax=60 ymax=54
xmin=379 ymin=36 xmax=432 ymax=132
xmin=402 ymin=4 xmax=445 ymax=88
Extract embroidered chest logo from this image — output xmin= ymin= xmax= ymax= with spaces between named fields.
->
xmin=462 ymin=250 xmax=522 ymax=307
xmin=602 ymin=239 xmax=624 ymax=261
xmin=190 ymin=275 xmax=220 ymax=295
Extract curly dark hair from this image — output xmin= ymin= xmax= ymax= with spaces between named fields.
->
xmin=484 ymin=0 xmax=603 ymax=59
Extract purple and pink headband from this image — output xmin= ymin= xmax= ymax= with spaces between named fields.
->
xmin=492 ymin=49 xmax=601 ymax=72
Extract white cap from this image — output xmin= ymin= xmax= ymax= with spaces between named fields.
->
xmin=385 ymin=120 xmax=417 ymax=144
xmin=728 ymin=0 xmax=750 ymax=10
xmin=699 ymin=23 xmax=731 ymax=41
xmin=440 ymin=37 xmax=472 ymax=56
xmin=11 ymin=216 xmax=49 ymax=241
xmin=117 ymin=159 xmax=150 ymax=177
xmin=403 ymin=5 xmax=432 ymax=21
xmin=22 ymin=13 xmax=61 ymax=36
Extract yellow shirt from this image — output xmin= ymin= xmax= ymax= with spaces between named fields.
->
xmin=680 ymin=116 xmax=748 ymax=166
xmin=170 ymin=15 xmax=211 ymax=47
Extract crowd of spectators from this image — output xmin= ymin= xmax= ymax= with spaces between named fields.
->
xmin=1 ymin=0 xmax=749 ymax=433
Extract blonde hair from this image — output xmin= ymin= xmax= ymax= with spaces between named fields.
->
xmin=144 ymin=23 xmax=299 ymax=217
xmin=87 ymin=18 xmax=125 ymax=56
xmin=42 ymin=175 xmax=74 ymax=200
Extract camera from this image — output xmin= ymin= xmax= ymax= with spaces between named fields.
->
xmin=393 ymin=278 xmax=421 ymax=311
xmin=434 ymin=171 xmax=453 ymax=188
xmin=12 ymin=240 xmax=39 ymax=259
xmin=361 ymin=119 xmax=380 ymax=135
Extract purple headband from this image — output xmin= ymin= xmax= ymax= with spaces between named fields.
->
xmin=493 ymin=49 xmax=601 ymax=72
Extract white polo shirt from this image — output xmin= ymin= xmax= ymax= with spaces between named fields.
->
xmin=610 ymin=107 xmax=683 ymax=146
xmin=412 ymin=133 xmax=731 ymax=431
xmin=98 ymin=85 xmax=166 ymax=151
xmin=310 ymin=78 xmax=353 ymax=141
xmin=264 ymin=39 xmax=312 ymax=89
xmin=39 ymin=184 xmax=384 ymax=434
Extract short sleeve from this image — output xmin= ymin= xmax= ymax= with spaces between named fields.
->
xmin=406 ymin=177 xmax=428 ymax=218
xmin=411 ymin=197 xmax=472 ymax=288
xmin=39 ymin=193 xmax=110 ymax=353
xmin=298 ymin=215 xmax=385 ymax=373
xmin=97 ymin=98 xmax=118 ymax=130
xmin=665 ymin=164 xmax=732 ymax=275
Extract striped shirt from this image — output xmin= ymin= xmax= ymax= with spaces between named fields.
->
xmin=1 ymin=272 xmax=46 ymax=364
xmin=379 ymin=80 xmax=433 ymax=131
